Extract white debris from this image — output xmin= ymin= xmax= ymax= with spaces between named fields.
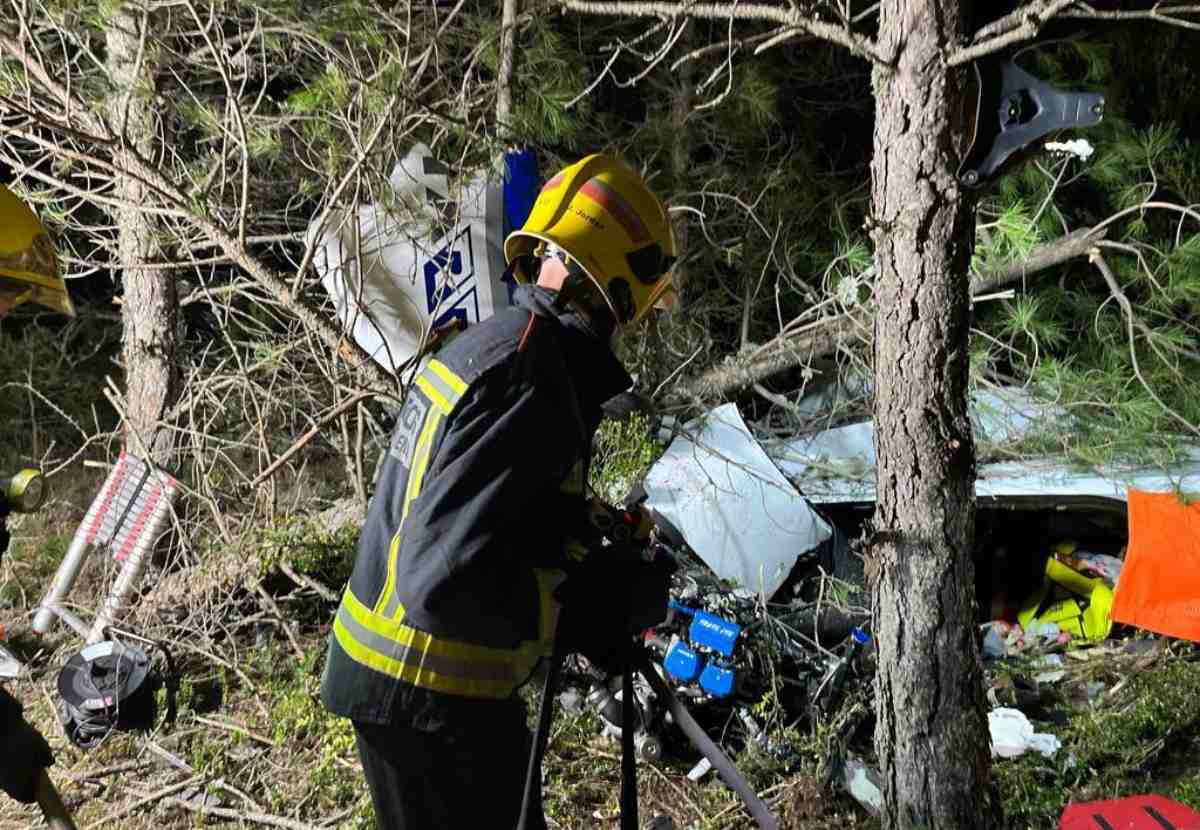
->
xmin=644 ymin=403 xmax=833 ymax=599
xmin=842 ymin=755 xmax=883 ymax=816
xmin=989 ymin=707 xmax=1061 ymax=759
xmin=309 ymin=143 xmax=515 ymax=375
xmin=1045 ymin=138 xmax=1095 ymax=161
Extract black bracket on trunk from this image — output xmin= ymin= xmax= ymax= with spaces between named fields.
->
xmin=959 ymin=59 xmax=1105 ymax=188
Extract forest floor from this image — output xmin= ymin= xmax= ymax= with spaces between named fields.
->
xmin=3 ymin=462 xmax=1200 ymax=830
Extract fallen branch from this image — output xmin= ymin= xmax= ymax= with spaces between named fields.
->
xmin=83 ymin=775 xmax=204 ymax=829
xmin=968 ymin=226 xmax=1105 ymax=295
xmin=667 ymin=226 xmax=1105 ymax=405
xmin=280 ymin=561 xmax=340 ymax=602
xmin=247 ymin=391 xmax=375 ymax=489
xmin=63 ymin=761 xmax=151 ymax=783
xmin=159 ymin=798 xmax=335 ymax=830
xmin=193 ymin=713 xmax=277 ymax=747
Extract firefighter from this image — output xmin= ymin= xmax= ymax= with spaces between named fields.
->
xmin=319 ymin=154 xmax=676 ymax=829
xmin=0 ymin=182 xmax=73 ymax=814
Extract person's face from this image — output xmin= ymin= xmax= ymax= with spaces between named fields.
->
xmin=534 ymin=255 xmax=570 ymax=291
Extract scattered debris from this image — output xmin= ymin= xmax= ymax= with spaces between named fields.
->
xmin=309 ymin=143 xmax=538 ymax=374
xmin=841 ymin=755 xmax=882 ymax=816
xmin=989 ymin=707 xmax=1061 ymax=759
xmin=644 ymin=403 xmax=832 ymax=599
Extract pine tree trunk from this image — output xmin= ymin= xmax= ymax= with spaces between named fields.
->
xmin=868 ymin=2 xmax=997 ymax=828
xmin=496 ymin=0 xmax=519 ymax=139
xmin=668 ymin=18 xmax=693 ymax=288
xmin=106 ymin=7 xmax=178 ymax=469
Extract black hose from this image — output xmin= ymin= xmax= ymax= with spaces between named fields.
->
xmin=635 ymin=649 xmax=780 ymax=830
xmin=620 ymin=664 xmax=638 ymax=830
xmin=517 ymin=643 xmax=563 ymax=830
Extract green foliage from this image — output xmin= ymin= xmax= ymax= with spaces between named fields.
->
xmin=254 ymin=515 xmax=359 ymax=587
xmin=978 ymin=200 xmax=1042 ymax=270
xmin=728 ymin=62 xmax=780 ymax=131
xmin=0 ymin=528 xmax=69 ymax=610
xmin=286 ymin=66 xmax=351 ymax=115
xmin=506 ymin=19 xmax=594 ymax=147
xmin=588 ymin=412 xmax=664 ymax=505
xmin=260 ymin=648 xmax=373 ymax=826
xmin=971 ymin=34 xmax=1200 ymax=465
xmin=997 ymin=655 xmax=1200 ymax=828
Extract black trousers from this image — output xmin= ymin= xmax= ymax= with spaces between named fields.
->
xmin=354 ymin=707 xmax=546 ymax=830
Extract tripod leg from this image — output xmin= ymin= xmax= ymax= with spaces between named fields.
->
xmin=620 ymin=664 xmax=638 ymax=830
xmin=35 ymin=769 xmax=78 ymax=830
xmin=517 ymin=644 xmax=563 ymax=830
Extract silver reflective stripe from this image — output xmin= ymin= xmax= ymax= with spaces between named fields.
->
xmin=336 ymin=604 xmax=518 ymax=684
xmin=418 ymin=362 xmax=463 ymax=412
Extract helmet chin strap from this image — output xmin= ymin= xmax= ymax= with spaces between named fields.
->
xmin=540 ymin=243 xmax=618 ymax=340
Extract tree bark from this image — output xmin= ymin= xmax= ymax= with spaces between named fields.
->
xmin=868 ymin=2 xmax=997 ymax=828
xmin=107 ymin=6 xmax=178 ymax=468
xmin=668 ymin=18 xmax=693 ymax=287
xmin=496 ymin=0 xmax=519 ymax=140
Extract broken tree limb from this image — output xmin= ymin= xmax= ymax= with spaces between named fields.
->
xmin=668 ymin=226 xmax=1106 ymax=406
xmin=968 ymin=226 xmax=1106 ymax=295
xmin=670 ymin=312 xmax=868 ymax=406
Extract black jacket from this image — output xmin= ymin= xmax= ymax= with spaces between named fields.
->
xmin=320 ymin=285 xmax=630 ymax=729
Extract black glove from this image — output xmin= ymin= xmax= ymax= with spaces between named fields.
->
xmin=0 ymin=687 xmax=54 ymax=804
xmin=555 ymin=545 xmax=674 ymax=674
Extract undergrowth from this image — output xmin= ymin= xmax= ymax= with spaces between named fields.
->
xmin=996 ymin=648 xmax=1200 ymax=828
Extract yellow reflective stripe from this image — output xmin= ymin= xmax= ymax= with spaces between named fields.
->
xmin=377 ymin=407 xmax=443 ymax=619
xmin=335 ymin=587 xmax=544 ymax=698
xmin=533 ymin=568 xmax=565 ymax=657
xmin=404 ymin=407 xmax=441 ymax=520
xmin=413 ymin=358 xmax=466 ymax=415
xmin=427 ymin=358 xmax=467 ymax=397
xmin=415 ymin=375 xmax=452 ymax=414
xmin=344 ymin=587 xmax=520 ymax=661
xmin=334 ymin=612 xmax=514 ymax=699
xmin=372 ymin=359 xmax=466 ymax=619
xmin=374 ymin=404 xmax=443 ymax=618
xmin=374 ymin=531 xmax=404 ymax=618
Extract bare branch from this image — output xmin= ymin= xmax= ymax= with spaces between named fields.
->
xmin=558 ymin=0 xmax=887 ymax=64
xmin=952 ymin=1 xmax=1200 ymax=65
xmin=1059 ymin=2 xmax=1200 ymax=31
xmin=949 ymin=0 xmax=1078 ymax=66
xmin=668 ymin=226 xmax=1106 ymax=405
xmin=1091 ymin=249 xmax=1200 ymax=440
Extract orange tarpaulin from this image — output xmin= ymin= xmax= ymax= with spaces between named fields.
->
xmin=1111 ymin=489 xmax=1200 ymax=642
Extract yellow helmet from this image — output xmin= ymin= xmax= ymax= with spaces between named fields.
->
xmin=0 ymin=184 xmax=75 ymax=317
xmin=504 ymin=154 xmax=675 ymax=326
